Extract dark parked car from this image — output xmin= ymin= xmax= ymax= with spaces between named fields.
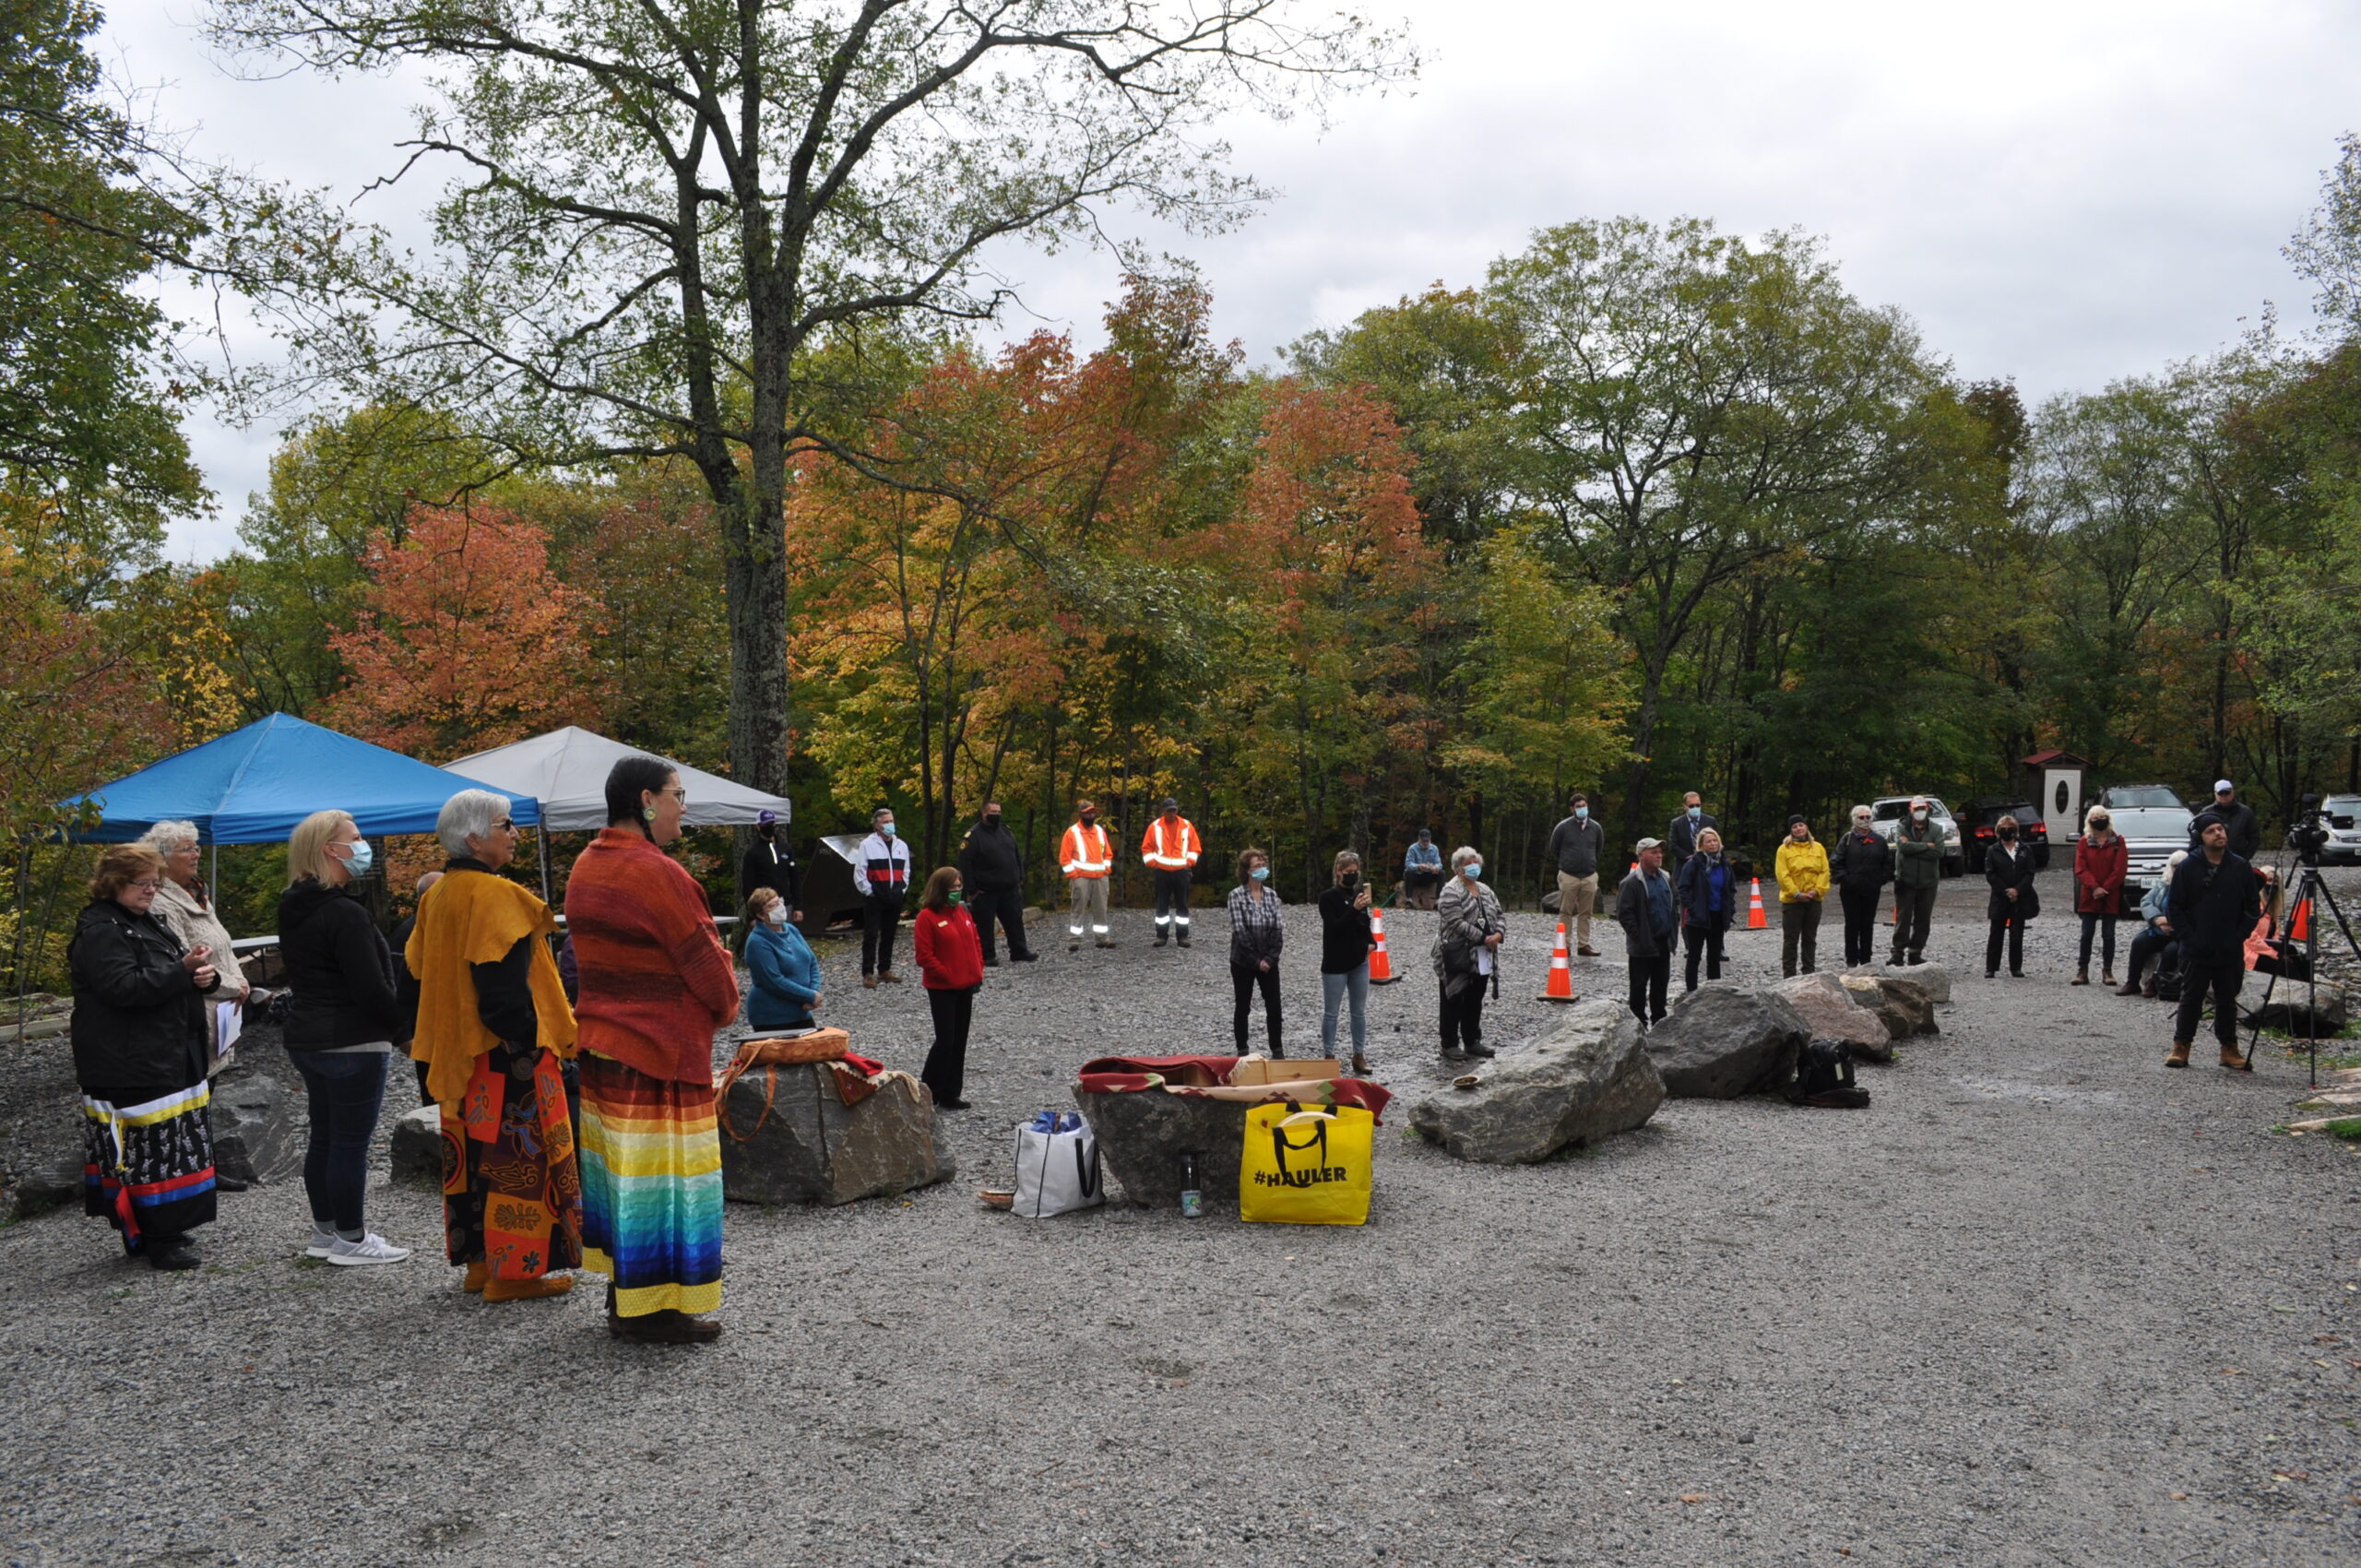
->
xmin=1959 ymin=799 xmax=2050 ymax=873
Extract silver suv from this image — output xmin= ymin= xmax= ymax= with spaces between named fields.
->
xmin=1869 ymin=797 xmax=1964 ymax=877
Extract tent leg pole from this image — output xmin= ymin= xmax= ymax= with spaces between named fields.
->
xmin=208 ymin=843 xmax=218 ymax=893
xmin=539 ymin=826 xmax=552 ymax=904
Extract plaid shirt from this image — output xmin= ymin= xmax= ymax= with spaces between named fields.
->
xmin=1227 ymin=882 xmax=1285 ymax=967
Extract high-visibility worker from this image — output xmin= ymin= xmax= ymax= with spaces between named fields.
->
xmin=1060 ymin=800 xmax=1115 ymax=952
xmin=1140 ymin=796 xmax=1203 ymax=948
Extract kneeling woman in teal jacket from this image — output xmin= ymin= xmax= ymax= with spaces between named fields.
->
xmin=737 ymin=888 xmax=822 ymax=1031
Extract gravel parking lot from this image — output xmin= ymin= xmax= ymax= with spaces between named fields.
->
xmin=4 ymin=867 xmax=2359 ymax=1566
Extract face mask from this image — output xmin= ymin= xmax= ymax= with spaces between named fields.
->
xmin=1250 ymin=865 xmax=1270 ymax=883
xmin=1912 ymin=810 xmax=1928 ymax=821
xmin=765 ymin=904 xmax=788 ymax=926
xmin=339 ymin=839 xmax=374 ymax=876
xmin=984 ymin=813 xmax=1001 ymax=827
xmin=1081 ymin=814 xmax=1097 ymax=827
xmin=1999 ymin=828 xmax=2016 ymax=841
xmin=949 ymin=889 xmax=964 ymax=906
xmin=1687 ymin=806 xmax=1701 ymax=820
xmin=880 ymin=823 xmax=896 ymax=838
xmin=1464 ymin=862 xmax=1483 ymax=880
xmin=1574 ymin=806 xmax=1588 ymax=820
xmin=1341 ymin=872 xmax=1358 ymax=889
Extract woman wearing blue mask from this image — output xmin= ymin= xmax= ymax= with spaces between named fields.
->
xmin=1226 ymin=848 xmax=1285 ymax=1055
xmin=1432 ymin=846 xmax=1505 ymax=1060
xmin=278 ymin=809 xmax=409 ymax=1265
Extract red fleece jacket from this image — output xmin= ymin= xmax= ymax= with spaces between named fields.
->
xmin=914 ymin=906 xmax=984 ymax=991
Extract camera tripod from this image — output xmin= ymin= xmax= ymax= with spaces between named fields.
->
xmin=2241 ymin=858 xmax=2361 ymax=1087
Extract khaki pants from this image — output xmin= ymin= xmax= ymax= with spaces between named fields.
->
xmin=1557 ymin=871 xmax=1599 ymax=949
xmin=1067 ymin=875 xmax=1109 ymax=942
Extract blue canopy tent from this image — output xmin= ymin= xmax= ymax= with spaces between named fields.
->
xmin=62 ymin=713 xmax=540 ymax=844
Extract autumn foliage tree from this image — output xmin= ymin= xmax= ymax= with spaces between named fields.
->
xmin=324 ymin=505 xmax=606 ymax=761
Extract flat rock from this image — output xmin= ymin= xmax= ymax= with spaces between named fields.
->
xmin=1644 ymin=986 xmax=1810 ymax=1098
xmin=390 ymin=1103 xmax=443 ymax=1187
xmin=1848 ymin=962 xmax=1952 ymax=1004
xmin=1074 ymin=1087 xmax=1255 ymax=1207
xmin=1409 ymin=1001 xmax=1665 ymax=1163
xmin=718 ymin=1062 xmax=954 ymax=1206
xmin=2236 ymin=972 xmax=2349 ymax=1037
xmin=210 ymin=1070 xmax=300 ymax=1186
xmin=1771 ymin=973 xmax=1895 ymax=1063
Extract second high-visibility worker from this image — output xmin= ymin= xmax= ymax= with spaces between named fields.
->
xmin=1060 ymin=801 xmax=1115 ymax=953
xmin=1140 ymin=796 xmax=1204 ymax=948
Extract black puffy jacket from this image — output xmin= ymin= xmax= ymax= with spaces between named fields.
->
xmin=957 ymin=819 xmax=1026 ymax=892
xmin=68 ymin=899 xmax=216 ymax=1089
xmin=277 ymin=878 xmax=402 ymax=1050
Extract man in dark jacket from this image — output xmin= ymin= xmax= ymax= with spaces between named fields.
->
xmin=1614 ymin=838 xmax=1678 ymax=1028
xmin=1665 ymin=792 xmax=1719 ymax=876
xmin=739 ymin=810 xmax=800 ymax=919
xmin=2194 ymin=780 xmax=2263 ymax=862
xmin=1889 ymin=797 xmax=1946 ymax=967
xmin=1544 ymin=792 xmax=1608 ymax=956
xmin=2165 ymin=812 xmax=2262 ymax=1071
xmin=956 ymin=799 xmax=1036 ymax=966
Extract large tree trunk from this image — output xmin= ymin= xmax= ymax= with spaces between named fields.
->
xmin=724 ymin=417 xmax=793 ymax=796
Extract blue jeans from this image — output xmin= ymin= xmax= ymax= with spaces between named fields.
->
xmin=1322 ymin=965 xmax=1370 ymax=1058
xmin=291 ymin=1051 xmax=389 ymax=1237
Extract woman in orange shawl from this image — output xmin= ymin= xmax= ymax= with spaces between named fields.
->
xmin=406 ymin=790 xmax=580 ymax=1302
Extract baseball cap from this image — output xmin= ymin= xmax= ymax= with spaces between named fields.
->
xmin=756 ymin=809 xmax=777 ymax=825
xmin=1635 ymin=837 xmax=1663 ymax=852
xmin=2214 ymin=779 xmax=2234 ymax=793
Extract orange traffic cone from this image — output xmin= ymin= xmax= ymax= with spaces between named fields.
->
xmin=1368 ymin=905 xmax=1399 ymax=984
xmin=1747 ymin=878 xmax=1768 ymax=930
xmin=2289 ymin=897 xmax=2311 ymax=943
xmin=1539 ymin=921 xmax=1577 ymax=1002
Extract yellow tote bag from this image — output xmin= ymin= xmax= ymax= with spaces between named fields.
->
xmin=1238 ymin=1103 xmax=1373 ymax=1226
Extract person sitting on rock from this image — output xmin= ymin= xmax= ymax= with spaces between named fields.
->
xmin=738 ymin=887 xmax=821 ymax=1034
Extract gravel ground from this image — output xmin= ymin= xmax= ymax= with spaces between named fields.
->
xmin=4 ymin=868 xmax=2360 ymax=1567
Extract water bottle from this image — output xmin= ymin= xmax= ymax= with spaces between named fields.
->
xmin=1179 ymin=1151 xmax=1202 ymax=1218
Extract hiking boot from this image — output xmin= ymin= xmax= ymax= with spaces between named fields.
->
xmin=1176 ymin=932 xmax=1192 ymax=947
xmin=2165 ymin=1039 xmax=2192 ymax=1068
xmin=863 ymin=974 xmax=879 ymax=989
xmin=1096 ymin=939 xmax=1117 ymax=949
xmin=1465 ymin=1043 xmax=1496 ymax=1059
xmin=878 ymin=970 xmax=902 ymax=984
xmin=1012 ymin=951 xmax=1039 ymax=962
xmin=1350 ymin=1054 xmax=1371 ymax=1076
xmin=2102 ymin=970 xmax=2118 ymax=987
xmin=1069 ymin=939 xmax=1081 ymax=953
xmin=2115 ymin=980 xmax=2142 ymax=997
xmin=2219 ymin=1044 xmax=2250 ymax=1072
xmin=1154 ymin=932 xmax=1169 ymax=947
xmin=2071 ymin=969 xmax=2089 ymax=986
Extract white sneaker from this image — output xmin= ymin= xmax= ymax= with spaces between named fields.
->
xmin=326 ymin=1233 xmax=411 ymax=1266
xmin=303 ymin=1233 xmax=337 ymax=1260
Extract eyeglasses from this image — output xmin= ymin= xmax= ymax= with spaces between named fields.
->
xmin=660 ymin=787 xmax=689 ymax=804
xmin=493 ymin=820 xmax=516 ymax=831
xmin=127 ymin=879 xmax=161 ymax=892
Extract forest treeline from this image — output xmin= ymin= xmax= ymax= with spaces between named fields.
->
xmin=6 ymin=2 xmax=2361 ymax=990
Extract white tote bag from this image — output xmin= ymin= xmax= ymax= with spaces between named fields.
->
xmin=1011 ymin=1111 xmax=1103 ymax=1218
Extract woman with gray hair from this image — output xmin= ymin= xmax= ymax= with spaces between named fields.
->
xmin=136 ymin=821 xmax=250 ymax=1075
xmin=1828 ymin=804 xmax=1892 ymax=968
xmin=1316 ymin=849 xmax=1377 ymax=1075
xmin=1432 ymin=847 xmax=1504 ymax=1061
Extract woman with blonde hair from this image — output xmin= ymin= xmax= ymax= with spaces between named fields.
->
xmin=69 ymin=844 xmax=223 ymax=1270
xmin=136 ymin=821 xmax=250 ymax=1075
xmin=277 ymin=810 xmax=409 ymax=1264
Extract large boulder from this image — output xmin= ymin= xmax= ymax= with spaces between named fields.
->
xmin=1837 ymin=973 xmax=1940 ymax=1039
xmin=390 ymin=1103 xmax=443 ymax=1187
xmin=209 ymin=1070 xmax=300 ymax=1186
xmin=1074 ymin=1088 xmax=1255 ymax=1208
xmin=1409 ymin=1001 xmax=1664 ymax=1163
xmin=2236 ymin=972 xmax=2349 ymax=1037
xmin=718 ymin=1063 xmax=954 ymax=1206
xmin=1644 ymin=987 xmax=1809 ymax=1099
xmin=1770 ymin=973 xmax=1895 ymax=1063
xmin=1848 ymin=962 xmax=1952 ymax=1004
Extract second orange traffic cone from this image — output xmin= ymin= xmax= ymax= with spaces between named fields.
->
xmin=1368 ymin=905 xmax=1399 ymax=984
xmin=2289 ymin=897 xmax=2311 ymax=943
xmin=1540 ymin=921 xmax=1576 ymax=1002
xmin=1747 ymin=877 xmax=1768 ymax=930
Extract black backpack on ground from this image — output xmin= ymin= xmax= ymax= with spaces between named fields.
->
xmin=2153 ymin=967 xmax=2184 ymax=1003
xmin=1788 ymin=1036 xmax=1870 ymax=1109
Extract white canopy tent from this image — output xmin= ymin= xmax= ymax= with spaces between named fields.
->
xmin=447 ymin=727 xmax=792 ymax=832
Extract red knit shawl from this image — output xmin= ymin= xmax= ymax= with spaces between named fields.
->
xmin=565 ymin=827 xmax=741 ymax=1085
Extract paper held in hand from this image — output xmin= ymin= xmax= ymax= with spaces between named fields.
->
xmin=1476 ymin=946 xmax=1493 ymax=976
xmin=215 ymin=1000 xmax=243 ymax=1053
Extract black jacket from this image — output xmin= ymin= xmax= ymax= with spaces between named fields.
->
xmin=1829 ymin=829 xmax=1892 ymax=894
xmin=2191 ymin=802 xmax=2263 ymax=862
xmin=2166 ymin=850 xmax=2261 ymax=963
xmin=1666 ymin=811 xmax=1719 ymax=865
xmin=1316 ymin=884 xmax=1377 ymax=974
xmin=740 ymin=836 xmax=801 ymax=907
xmin=1615 ymin=868 xmax=1679 ymax=958
xmin=277 ymin=878 xmax=402 ymax=1050
xmin=956 ymin=819 xmax=1026 ymax=893
xmin=69 ymin=899 xmax=216 ymax=1090
xmin=391 ymin=911 xmax=422 ymax=1043
xmin=1984 ymin=841 xmax=2041 ymax=921
xmin=1675 ymin=852 xmax=1736 ymax=933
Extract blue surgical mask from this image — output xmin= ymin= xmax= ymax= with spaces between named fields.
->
xmin=1574 ymin=806 xmax=1588 ymax=820
xmin=1687 ymin=805 xmax=1701 ymax=820
xmin=880 ymin=823 xmax=896 ymax=838
xmin=1250 ymin=865 xmax=1270 ymax=883
xmin=340 ymin=839 xmax=374 ymax=876
xmin=1465 ymin=862 xmax=1483 ymax=880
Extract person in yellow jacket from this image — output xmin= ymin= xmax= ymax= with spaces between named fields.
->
xmin=1060 ymin=801 xmax=1116 ymax=953
xmin=1774 ymin=815 xmax=1831 ymax=978
xmin=1140 ymin=796 xmax=1203 ymax=948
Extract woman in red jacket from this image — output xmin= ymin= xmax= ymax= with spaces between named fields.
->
xmin=913 ymin=866 xmax=983 ymax=1111
xmin=2072 ymin=804 xmax=2130 ymax=987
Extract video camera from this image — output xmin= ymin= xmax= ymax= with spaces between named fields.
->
xmin=2285 ymin=792 xmax=2330 ymax=865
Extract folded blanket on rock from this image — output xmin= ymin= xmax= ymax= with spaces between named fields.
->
xmin=1074 ymin=1054 xmax=1392 ymax=1124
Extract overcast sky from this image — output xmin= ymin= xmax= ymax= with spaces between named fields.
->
xmin=101 ymin=0 xmax=2360 ymax=562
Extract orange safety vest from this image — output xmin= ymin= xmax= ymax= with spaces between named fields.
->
xmin=1140 ymin=816 xmax=1202 ymax=871
xmin=1061 ymin=823 xmax=1112 ymax=879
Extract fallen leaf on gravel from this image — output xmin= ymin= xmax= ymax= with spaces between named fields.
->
xmin=2313 ymin=1335 xmax=2343 ymax=1344
xmin=1678 ymin=1493 xmax=1707 ymax=1503
xmin=2219 ymin=1367 xmax=2248 ymax=1375
xmin=2170 ymin=1492 xmax=2189 ymax=1501
xmin=2272 ymin=1470 xmax=2309 ymax=1481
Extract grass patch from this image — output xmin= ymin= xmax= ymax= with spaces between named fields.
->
xmin=2327 ymin=1118 xmax=2361 ymax=1142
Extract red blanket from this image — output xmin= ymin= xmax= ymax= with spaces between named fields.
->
xmin=1075 ymin=1054 xmax=1392 ymax=1123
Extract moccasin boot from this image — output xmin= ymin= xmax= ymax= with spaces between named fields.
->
xmin=462 ymin=1261 xmax=490 ymax=1293
xmin=484 ymin=1274 xmax=575 ymax=1303
xmin=2165 ymin=1039 xmax=2192 ymax=1069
